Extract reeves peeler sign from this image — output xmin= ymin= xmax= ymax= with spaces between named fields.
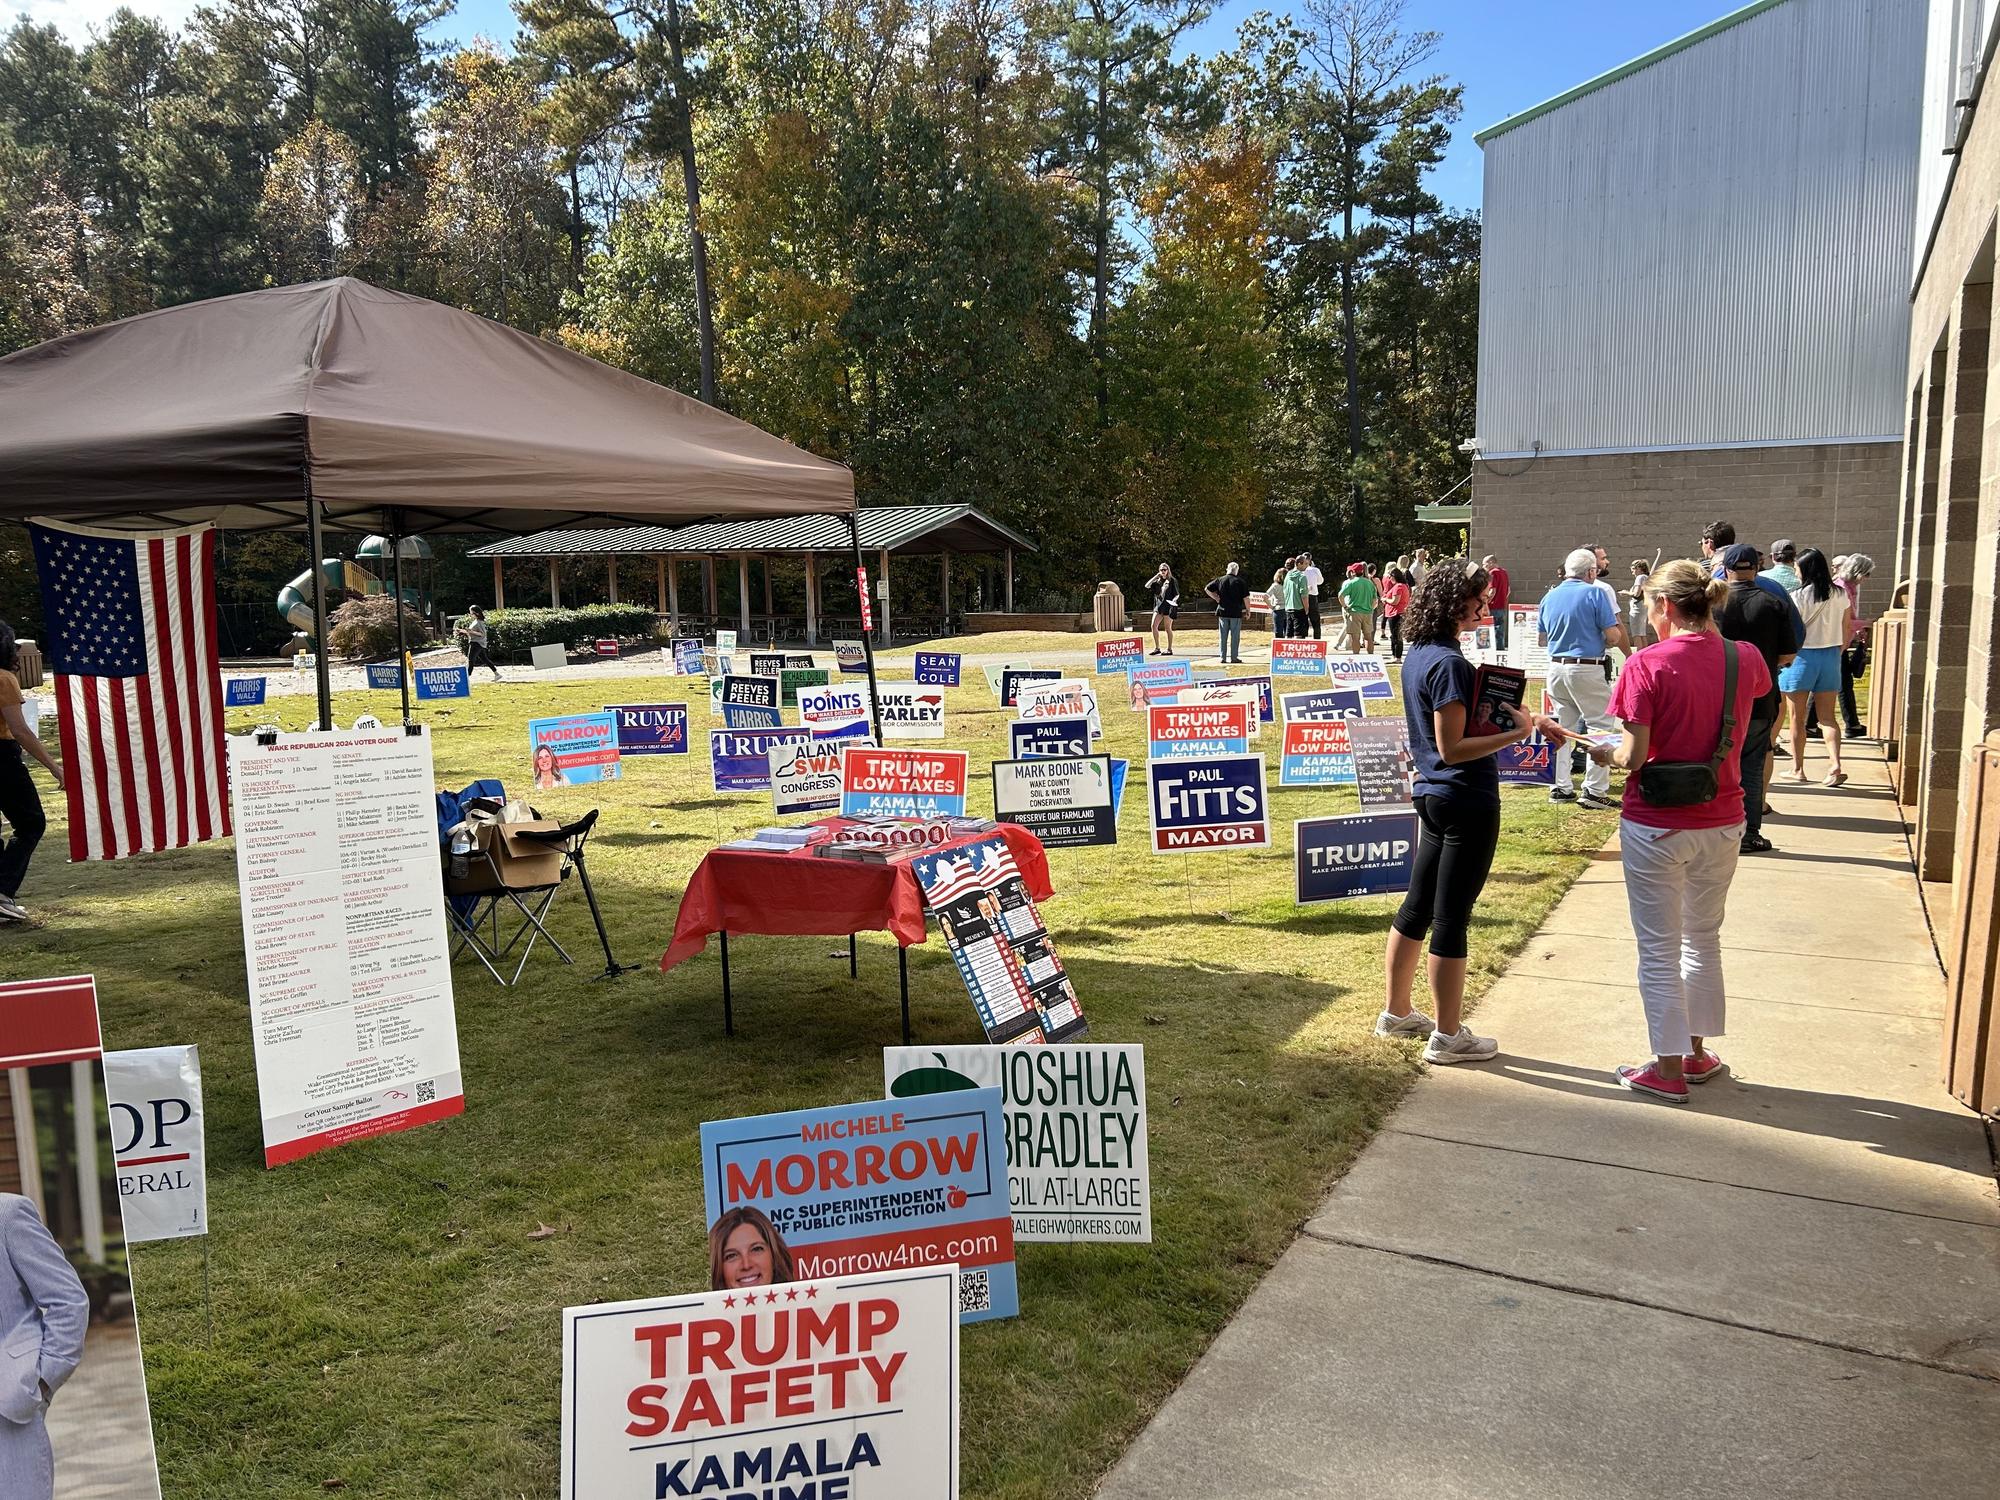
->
xmin=700 ymin=1090 xmax=1018 ymax=1324
xmin=840 ymin=748 xmax=970 ymax=818
xmin=561 ymin=1265 xmax=960 ymax=1500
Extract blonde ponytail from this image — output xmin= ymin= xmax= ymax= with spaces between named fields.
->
xmin=1644 ymin=558 xmax=1725 ymax=624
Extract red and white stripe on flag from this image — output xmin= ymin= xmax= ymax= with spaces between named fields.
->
xmin=26 ymin=518 xmax=231 ymax=862
xmin=0 ymin=974 xmax=104 ymax=1068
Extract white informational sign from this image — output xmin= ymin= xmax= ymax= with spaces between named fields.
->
xmin=877 ymin=682 xmax=948 ymax=740
xmin=715 ymin=628 xmax=739 ymax=653
xmin=226 ymin=728 xmax=465 ymax=1167
xmin=885 ymin=1044 xmax=1151 ymax=1242
xmin=1509 ymin=606 xmax=1550 ymax=676
xmin=105 ymin=1044 xmax=207 ymax=1242
xmin=561 ymin=1266 xmax=960 ymax=1500
xmin=768 ymin=740 xmax=845 ymax=816
xmin=530 ymin=642 xmax=567 ymax=671
xmin=1015 ymin=678 xmax=1103 ymax=740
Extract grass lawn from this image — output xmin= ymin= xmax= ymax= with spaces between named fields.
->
xmin=4 ymin=656 xmax=1614 ymax=1498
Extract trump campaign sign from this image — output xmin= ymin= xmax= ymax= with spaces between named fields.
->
xmin=105 ymin=1044 xmax=207 ymax=1243
xmin=1010 ymin=717 xmax=1091 ymax=758
xmin=1328 ymin=653 xmax=1395 ymax=700
xmin=1147 ymin=702 xmax=1252 ymax=759
xmin=561 ymin=1265 xmax=960 ymax=1500
xmin=1498 ymin=733 xmax=1558 ymax=785
xmin=877 ymin=683 xmax=947 ymax=741
xmin=799 ymin=681 xmax=872 ymax=732
xmin=841 ymin=747 xmax=970 ymax=818
xmin=1295 ymin=811 xmax=1419 ymax=904
xmin=606 ymin=703 xmax=689 ymax=755
xmin=1147 ymin=753 xmax=1269 ymax=852
xmin=1270 ymin=638 xmax=1329 ymax=677
xmin=700 ymin=1090 xmax=1017 ymax=1323
xmin=1095 ymin=637 xmax=1146 ymax=674
xmin=1279 ymin=719 xmax=1356 ymax=786
xmin=914 ymin=650 xmax=962 ymax=686
xmin=711 ymin=728 xmax=812 ymax=793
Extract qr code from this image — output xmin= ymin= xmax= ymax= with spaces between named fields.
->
xmin=958 ymin=1269 xmax=990 ymax=1315
xmin=416 ymin=1080 xmax=436 ymax=1104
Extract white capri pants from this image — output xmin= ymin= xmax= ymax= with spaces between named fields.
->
xmin=1618 ymin=819 xmax=1744 ymax=1059
xmin=1545 ymin=660 xmax=1614 ymax=797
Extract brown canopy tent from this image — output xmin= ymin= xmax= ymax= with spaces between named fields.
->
xmin=0 ymin=278 xmax=862 ymax=725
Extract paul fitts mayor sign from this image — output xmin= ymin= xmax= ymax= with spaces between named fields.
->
xmin=1295 ymin=810 xmax=1419 ymax=904
xmin=1146 ymin=753 xmax=1269 ymax=852
xmin=1146 ymin=702 xmax=1252 ymax=759
xmin=885 ymin=1044 xmax=1151 ymax=1242
xmin=700 ymin=1090 xmax=1018 ymax=1323
xmin=1010 ymin=717 xmax=1090 ymax=758
xmin=561 ymin=1265 xmax=959 ymax=1500
xmin=105 ymin=1044 xmax=207 ymax=1242
xmin=840 ymin=747 xmax=970 ymax=818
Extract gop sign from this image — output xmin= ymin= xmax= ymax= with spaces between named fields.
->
xmin=105 ymin=1044 xmax=207 ymax=1243
xmin=1095 ymin=637 xmax=1146 ymax=674
xmin=1146 ymin=702 xmax=1252 ymax=760
xmin=1270 ymin=638 xmax=1330 ymax=677
xmin=1295 ymin=810 xmax=1419 ymax=904
xmin=1146 ymin=753 xmax=1269 ymax=853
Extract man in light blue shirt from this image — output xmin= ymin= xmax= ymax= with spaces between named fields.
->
xmin=1762 ymin=538 xmax=1801 ymax=591
xmin=1539 ymin=548 xmax=1626 ymax=807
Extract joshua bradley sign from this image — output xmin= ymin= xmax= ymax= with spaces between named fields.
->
xmin=561 ymin=1265 xmax=959 ymax=1500
xmin=700 ymin=1090 xmax=1018 ymax=1323
xmin=885 ymin=1044 xmax=1151 ymax=1243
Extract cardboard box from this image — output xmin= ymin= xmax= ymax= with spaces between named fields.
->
xmin=447 ymin=817 xmax=565 ymax=894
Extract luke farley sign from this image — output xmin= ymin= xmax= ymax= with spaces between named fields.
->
xmin=561 ymin=1265 xmax=959 ymax=1500
xmin=886 ymin=1044 xmax=1151 ymax=1243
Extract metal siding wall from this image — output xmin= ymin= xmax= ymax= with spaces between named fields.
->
xmin=1476 ymin=0 xmax=1925 ymax=455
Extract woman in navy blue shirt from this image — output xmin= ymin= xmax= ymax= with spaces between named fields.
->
xmin=1379 ymin=559 xmax=1554 ymax=1064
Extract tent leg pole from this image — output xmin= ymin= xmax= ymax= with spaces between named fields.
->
xmin=391 ymin=510 xmax=412 ymax=726
xmin=848 ymin=511 xmax=884 ymax=743
xmin=306 ymin=490 xmax=333 ymax=731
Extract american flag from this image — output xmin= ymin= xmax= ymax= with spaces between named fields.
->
xmin=27 ymin=519 xmax=231 ymax=861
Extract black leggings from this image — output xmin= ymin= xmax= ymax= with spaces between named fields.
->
xmin=1391 ymin=795 xmax=1500 ymax=961
xmin=0 ymin=741 xmax=47 ymax=899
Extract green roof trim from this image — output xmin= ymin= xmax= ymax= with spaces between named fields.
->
xmin=1414 ymin=503 xmax=1472 ymax=524
xmin=1474 ymin=0 xmax=1791 ymax=145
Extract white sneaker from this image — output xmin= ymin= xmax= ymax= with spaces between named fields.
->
xmin=0 ymin=895 xmax=25 ymax=922
xmin=1375 ymin=1008 xmax=1435 ymax=1038
xmin=1423 ymin=1026 xmax=1499 ymax=1064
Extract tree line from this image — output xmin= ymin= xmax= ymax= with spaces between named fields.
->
xmin=0 ymin=0 xmax=1475 ymax=633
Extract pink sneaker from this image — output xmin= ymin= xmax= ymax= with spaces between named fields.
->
xmin=1682 ymin=1050 xmax=1727 ymax=1084
xmin=1615 ymin=1062 xmax=1689 ymax=1103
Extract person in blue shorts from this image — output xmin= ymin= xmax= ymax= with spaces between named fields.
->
xmin=1778 ymin=548 xmax=1852 ymax=786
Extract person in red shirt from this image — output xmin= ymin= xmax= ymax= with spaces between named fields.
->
xmin=1585 ymin=559 xmax=1772 ymax=1105
xmin=1481 ymin=555 xmax=1511 ymax=651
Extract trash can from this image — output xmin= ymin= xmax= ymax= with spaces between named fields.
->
xmin=13 ymin=639 xmax=42 ymax=688
xmin=1092 ymin=582 xmax=1127 ymax=633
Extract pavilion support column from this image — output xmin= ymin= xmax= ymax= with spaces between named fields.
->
xmin=1004 ymin=547 xmax=1014 ymax=612
xmin=738 ymin=555 xmax=752 ymax=636
xmin=879 ymin=548 xmax=893 ymax=646
xmin=492 ymin=557 xmax=506 ymax=609
xmin=703 ymin=558 xmax=717 ymax=623
xmin=549 ymin=559 xmax=562 ymax=609
xmin=804 ymin=554 xmax=819 ymax=644
xmin=667 ymin=559 xmax=682 ymax=632
xmin=656 ymin=558 xmax=668 ymax=617
xmin=763 ymin=558 xmax=775 ymax=620
xmin=607 ymin=554 xmax=620 ymax=604
xmin=940 ymin=550 xmax=951 ymax=633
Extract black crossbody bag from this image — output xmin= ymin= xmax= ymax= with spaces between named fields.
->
xmin=1637 ymin=636 xmax=1738 ymax=808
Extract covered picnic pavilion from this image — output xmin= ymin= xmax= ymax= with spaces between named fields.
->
xmin=466 ymin=503 xmax=1037 ymax=645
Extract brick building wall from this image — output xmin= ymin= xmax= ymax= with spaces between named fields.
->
xmin=1468 ymin=441 xmax=1901 ymax=590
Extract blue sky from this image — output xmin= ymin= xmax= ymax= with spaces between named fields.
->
xmin=19 ymin=0 xmax=1735 ymax=209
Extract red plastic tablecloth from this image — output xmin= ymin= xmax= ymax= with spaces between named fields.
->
xmin=660 ymin=820 xmax=1053 ymax=971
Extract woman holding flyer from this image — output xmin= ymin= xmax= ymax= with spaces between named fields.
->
xmin=1379 ymin=561 xmax=1556 ymax=1064
xmin=1584 ymin=560 xmax=1771 ymax=1103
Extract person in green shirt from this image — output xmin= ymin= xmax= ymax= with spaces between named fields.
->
xmin=1283 ymin=560 xmax=1309 ymax=638
xmin=1338 ymin=563 xmax=1379 ymax=652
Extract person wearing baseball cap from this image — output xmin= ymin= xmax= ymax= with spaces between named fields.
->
xmin=1763 ymin=540 xmax=1800 ymax=591
xmin=1716 ymin=544 xmax=1795 ymax=852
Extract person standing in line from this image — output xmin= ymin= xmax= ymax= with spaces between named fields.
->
xmin=1585 ymin=559 xmax=1770 ymax=1103
xmin=1366 ymin=562 xmax=1385 ymax=646
xmin=1626 ymin=560 xmax=1653 ymax=646
xmin=1286 ymin=556 xmax=1312 ymax=643
xmin=1144 ymin=562 xmax=1181 ymax=656
xmin=1716 ymin=545 xmax=1796 ymax=855
xmin=0 ymin=1190 xmax=90 ymax=1500
xmin=1205 ymin=562 xmax=1250 ymax=665
xmin=1301 ymin=552 xmax=1325 ymax=639
xmin=1538 ymin=549 xmax=1627 ymax=808
xmin=1269 ymin=562 xmax=1294 ymax=639
xmin=0 ymin=621 xmax=62 ymax=924
xmin=1338 ymin=562 xmax=1378 ymax=653
xmin=1834 ymin=554 xmax=1874 ymax=737
xmin=456 ymin=604 xmax=503 ymax=680
xmin=1411 ymin=547 xmax=1431 ymax=585
xmin=1482 ymin=555 xmax=1511 ymax=651
xmin=1779 ymin=547 xmax=1852 ymax=787
xmin=1378 ymin=558 xmax=1556 ymax=1063
xmin=1762 ymin=540 xmax=1801 ymax=592
xmin=1379 ymin=562 xmax=1411 ymax=660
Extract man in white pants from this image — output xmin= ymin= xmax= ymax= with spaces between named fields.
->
xmin=1538 ymin=547 xmax=1627 ymax=808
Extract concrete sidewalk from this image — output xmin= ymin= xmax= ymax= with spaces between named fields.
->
xmin=1100 ymin=743 xmax=2000 ymax=1500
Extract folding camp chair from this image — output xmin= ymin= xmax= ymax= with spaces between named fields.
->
xmin=440 ymin=785 xmax=576 ymax=986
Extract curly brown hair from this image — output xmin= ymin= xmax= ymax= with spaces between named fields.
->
xmin=1403 ymin=559 xmax=1489 ymax=647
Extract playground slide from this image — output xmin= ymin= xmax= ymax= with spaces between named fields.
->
xmin=276 ymin=558 xmax=384 ymax=634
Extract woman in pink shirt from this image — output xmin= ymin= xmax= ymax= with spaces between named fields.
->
xmin=1379 ymin=564 xmax=1411 ymax=660
xmin=1584 ymin=560 xmax=1772 ymax=1104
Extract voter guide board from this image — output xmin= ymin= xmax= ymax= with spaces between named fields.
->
xmin=885 ymin=1044 xmax=1151 ymax=1243
xmin=560 ymin=1264 xmax=959 ymax=1500
xmin=700 ymin=1089 xmax=1018 ymax=1324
